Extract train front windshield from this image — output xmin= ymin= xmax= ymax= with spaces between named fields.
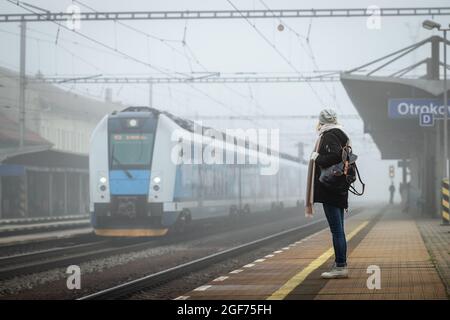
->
xmin=110 ymin=133 xmax=154 ymax=169
xmin=108 ymin=116 xmax=157 ymax=169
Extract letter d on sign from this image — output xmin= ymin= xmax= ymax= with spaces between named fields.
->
xmin=66 ymin=265 xmax=81 ymax=290
xmin=366 ymin=265 xmax=381 ymax=290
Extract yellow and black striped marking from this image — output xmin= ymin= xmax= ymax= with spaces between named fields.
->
xmin=442 ymin=178 xmax=449 ymax=224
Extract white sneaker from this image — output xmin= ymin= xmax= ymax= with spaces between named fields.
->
xmin=321 ymin=266 xmax=348 ymax=279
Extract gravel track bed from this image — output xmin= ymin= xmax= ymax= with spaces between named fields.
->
xmin=0 ymin=209 xmax=323 ymax=299
xmin=128 ymin=227 xmax=325 ymax=300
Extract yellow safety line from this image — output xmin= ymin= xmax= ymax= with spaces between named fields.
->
xmin=267 ymin=220 xmax=369 ymax=300
xmin=442 ymin=188 xmax=449 ymax=197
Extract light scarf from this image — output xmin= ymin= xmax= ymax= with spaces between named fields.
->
xmin=305 ymin=123 xmax=347 ymax=217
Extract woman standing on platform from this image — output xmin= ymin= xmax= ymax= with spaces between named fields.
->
xmin=305 ymin=109 xmax=350 ymax=279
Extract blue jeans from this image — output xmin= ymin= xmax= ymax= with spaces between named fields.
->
xmin=323 ymin=204 xmax=347 ymax=267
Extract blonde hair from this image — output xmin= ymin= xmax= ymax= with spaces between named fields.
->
xmin=316 ymin=122 xmax=322 ymax=132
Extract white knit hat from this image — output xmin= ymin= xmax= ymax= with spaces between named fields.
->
xmin=319 ymin=108 xmax=338 ymax=125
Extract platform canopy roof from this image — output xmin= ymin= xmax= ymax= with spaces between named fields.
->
xmin=0 ymin=111 xmax=52 ymax=162
xmin=340 ymin=36 xmax=450 ymax=159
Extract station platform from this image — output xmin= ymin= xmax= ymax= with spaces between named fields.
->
xmin=181 ymin=206 xmax=450 ymax=300
xmin=0 ymin=218 xmax=89 ymax=236
xmin=0 ymin=227 xmax=93 ymax=247
xmin=0 ymin=219 xmax=91 ymax=247
xmin=0 ymin=214 xmax=89 ymax=225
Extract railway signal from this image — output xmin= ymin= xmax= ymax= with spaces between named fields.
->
xmin=389 ymin=165 xmax=395 ymax=178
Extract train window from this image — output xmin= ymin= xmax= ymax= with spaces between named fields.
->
xmin=109 ymin=133 xmax=154 ymax=169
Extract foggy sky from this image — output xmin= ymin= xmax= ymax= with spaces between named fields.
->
xmin=1 ymin=0 xmax=448 ymax=201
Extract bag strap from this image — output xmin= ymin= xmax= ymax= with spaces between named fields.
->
xmin=326 ymin=131 xmax=350 ymax=162
xmin=348 ymin=163 xmax=365 ymax=196
xmin=327 ymin=131 xmax=365 ymax=196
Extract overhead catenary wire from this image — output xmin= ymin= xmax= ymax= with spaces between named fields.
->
xmin=72 ymin=0 xmax=268 ymax=127
xmin=5 ymin=0 xmax=185 ymax=77
xmin=259 ymin=0 xmax=364 ymax=135
xmin=6 ymin=0 xmax=322 ymax=127
xmin=73 ymin=0 xmax=203 ymax=68
xmin=226 ymin=0 xmax=337 ymax=142
xmin=0 ymin=27 xmax=104 ymax=73
xmin=71 ymin=0 xmax=199 ymax=116
xmin=0 ymin=37 xmax=232 ymax=131
xmin=225 ymin=0 xmax=326 ymax=107
xmin=2 ymin=1 xmax=368 ymax=151
xmin=73 ymin=0 xmax=181 ymax=43
xmin=0 ymin=26 xmax=219 ymax=104
xmin=258 ymin=0 xmax=342 ymax=112
xmin=169 ymin=5 xmax=273 ymax=125
xmin=4 ymin=0 xmax=257 ymax=121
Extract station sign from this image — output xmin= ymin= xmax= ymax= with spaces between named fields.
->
xmin=0 ymin=164 xmax=25 ymax=176
xmin=388 ymin=98 xmax=450 ymax=119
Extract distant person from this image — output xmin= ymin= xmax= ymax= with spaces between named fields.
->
xmin=389 ymin=182 xmax=395 ymax=204
xmin=305 ymin=109 xmax=351 ymax=279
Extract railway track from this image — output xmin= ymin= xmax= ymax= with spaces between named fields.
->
xmin=76 ymin=218 xmax=335 ymax=299
xmin=0 ymin=207 xmax=309 ymax=281
xmin=0 ymin=212 xmax=284 ymax=280
xmin=0 ymin=238 xmax=159 ymax=279
xmin=79 ymin=207 xmax=365 ymax=300
xmin=0 ymin=206 xmax=365 ymax=299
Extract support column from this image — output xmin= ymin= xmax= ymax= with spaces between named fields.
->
xmin=0 ymin=177 xmax=2 ymax=219
xmin=399 ymin=156 xmax=415 ymax=213
xmin=418 ymin=152 xmax=424 ymax=214
xmin=48 ymin=172 xmax=53 ymax=217
xmin=19 ymin=172 xmax=28 ymax=218
xmin=426 ymin=131 xmax=437 ymax=215
xmin=19 ymin=21 xmax=27 ymax=148
xmin=429 ymin=36 xmax=441 ymax=217
xmin=428 ymin=36 xmax=440 ymax=80
xmin=434 ymin=122 xmax=444 ymax=217
xmin=64 ymin=172 xmax=68 ymax=215
xmin=424 ymin=132 xmax=430 ymax=215
xmin=403 ymin=159 xmax=408 ymax=214
xmin=79 ymin=173 xmax=83 ymax=214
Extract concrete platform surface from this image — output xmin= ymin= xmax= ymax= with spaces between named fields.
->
xmin=180 ymin=206 xmax=450 ymax=300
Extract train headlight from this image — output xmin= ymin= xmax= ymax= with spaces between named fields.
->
xmin=153 ymin=176 xmax=161 ymax=184
xmin=128 ymin=119 xmax=138 ymax=127
xmin=153 ymin=185 xmax=160 ymax=191
xmin=99 ymin=176 xmax=107 ymax=184
xmin=99 ymin=185 xmax=107 ymax=191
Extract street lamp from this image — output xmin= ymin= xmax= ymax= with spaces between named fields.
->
xmin=422 ymin=20 xmax=441 ymax=30
xmin=422 ymin=20 xmax=450 ymax=178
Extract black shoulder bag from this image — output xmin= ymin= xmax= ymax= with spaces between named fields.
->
xmin=319 ymin=134 xmax=365 ymax=196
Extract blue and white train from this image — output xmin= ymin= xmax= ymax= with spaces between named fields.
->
xmin=89 ymin=107 xmax=307 ymax=237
